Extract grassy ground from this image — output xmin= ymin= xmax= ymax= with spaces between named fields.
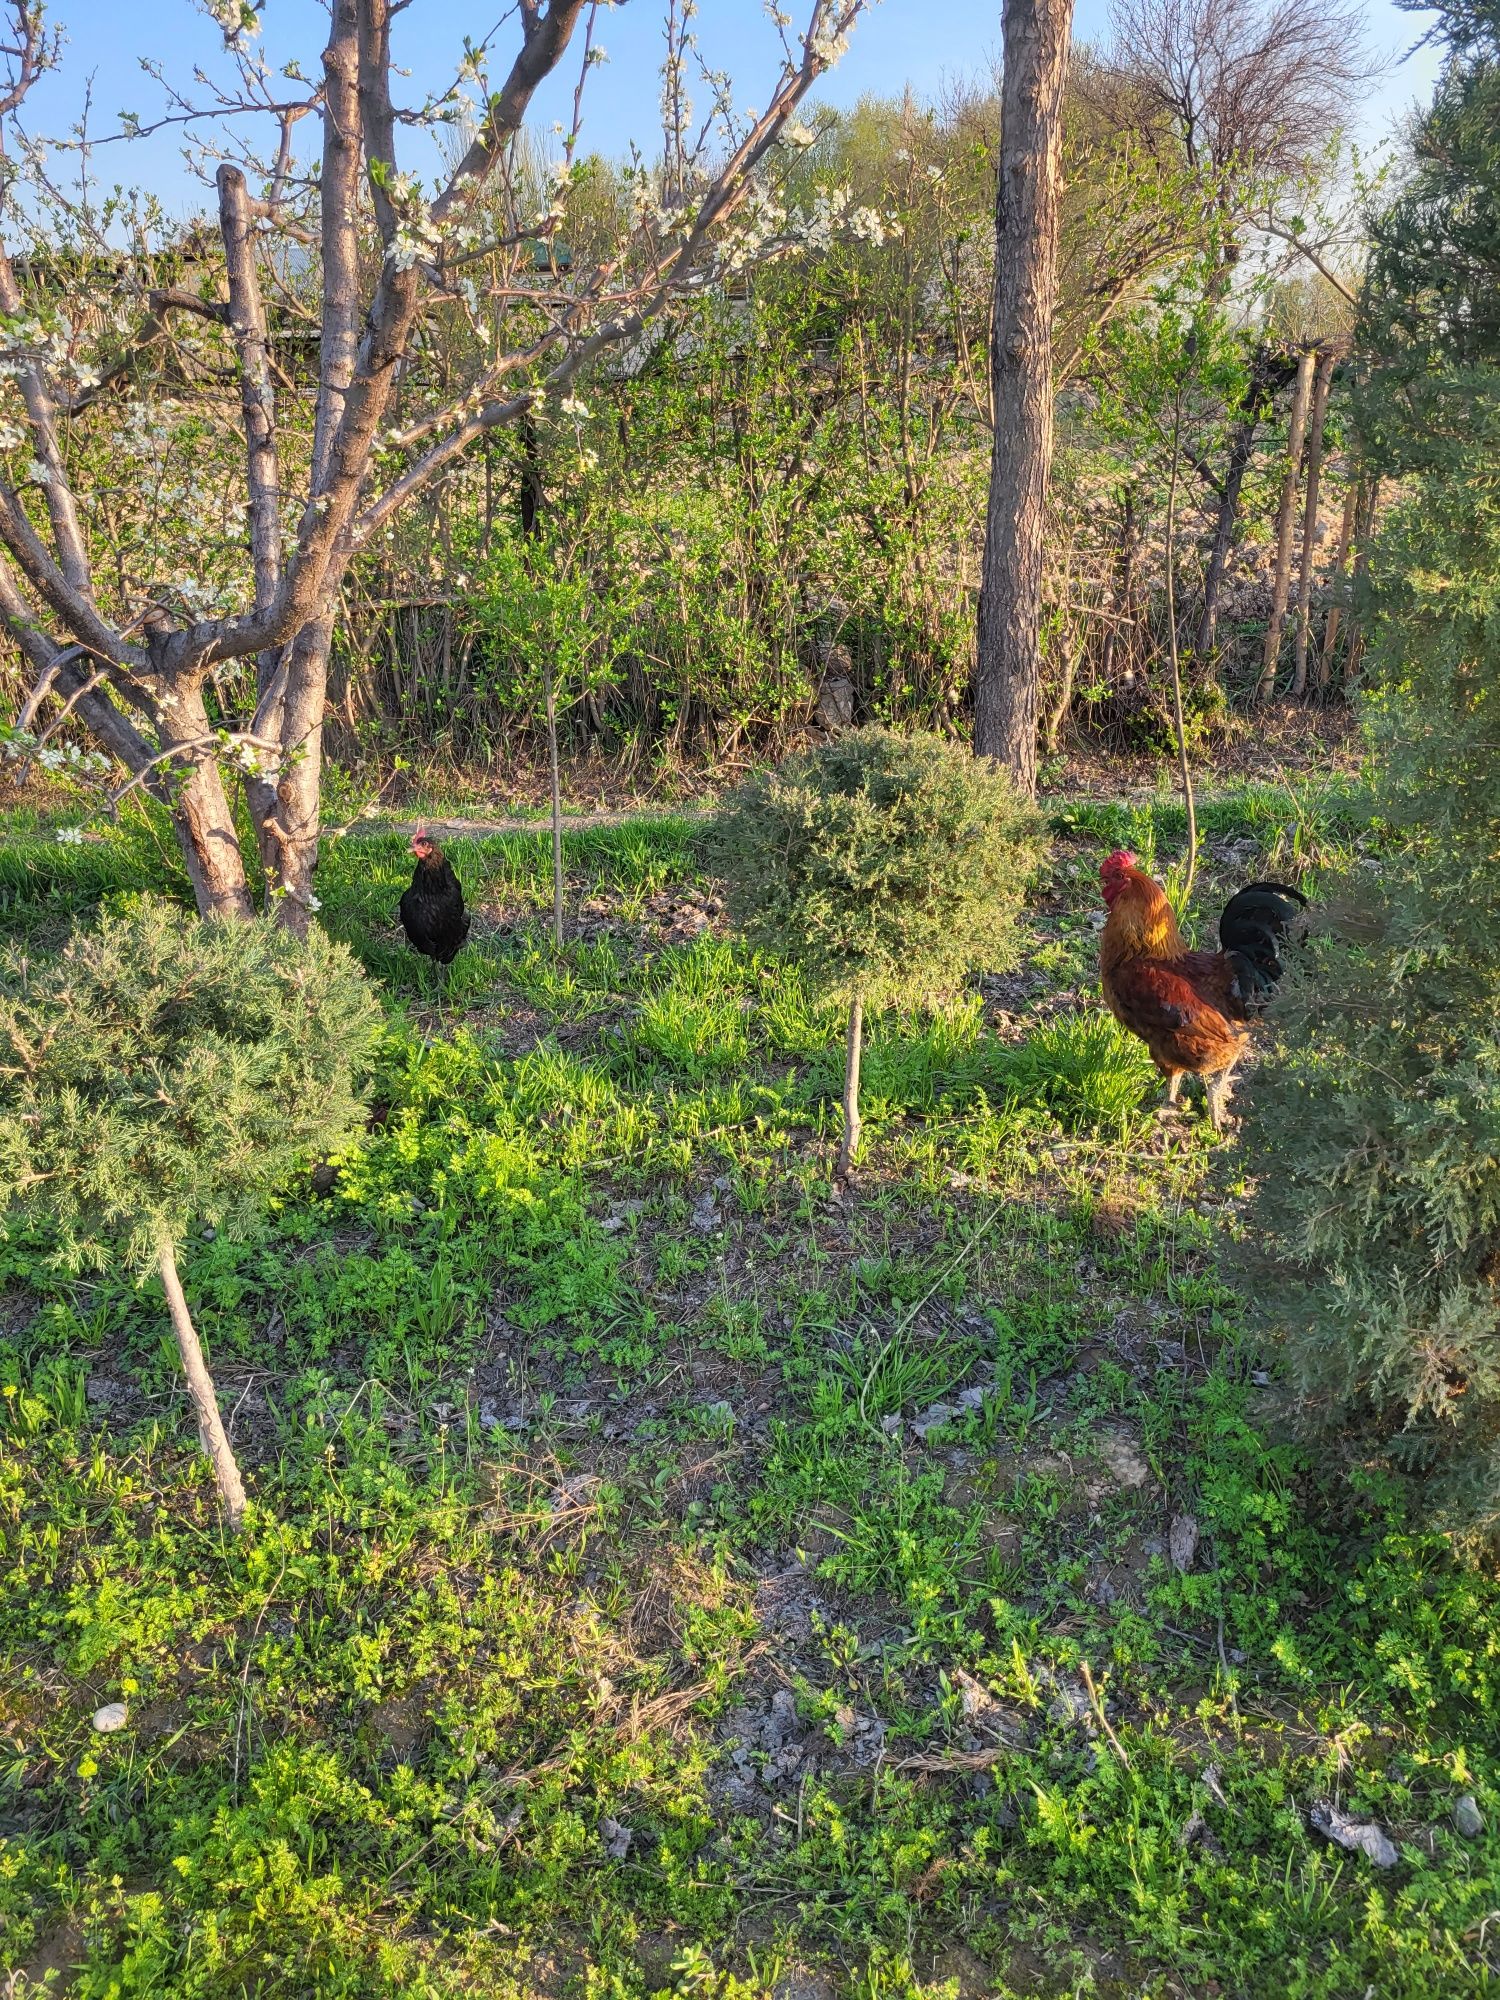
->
xmin=2 ymin=770 xmax=1497 ymax=2000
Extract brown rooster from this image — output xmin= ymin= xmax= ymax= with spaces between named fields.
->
xmin=1098 ymin=850 xmax=1306 ymax=1131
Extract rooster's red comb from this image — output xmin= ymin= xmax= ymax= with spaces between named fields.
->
xmin=1101 ymin=849 xmax=1137 ymax=876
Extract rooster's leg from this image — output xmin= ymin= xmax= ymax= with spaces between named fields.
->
xmin=1164 ymin=1070 xmax=1183 ymax=1107
xmin=1205 ymin=1070 xmax=1235 ymax=1133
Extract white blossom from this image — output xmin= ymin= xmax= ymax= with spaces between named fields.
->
xmin=558 ymin=393 xmax=590 ymax=420
xmin=55 ymin=826 xmax=85 ymax=845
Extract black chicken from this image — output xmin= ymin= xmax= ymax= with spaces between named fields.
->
xmin=1217 ymin=879 xmax=1308 ymax=1006
xmin=398 ymin=828 xmax=470 ymax=966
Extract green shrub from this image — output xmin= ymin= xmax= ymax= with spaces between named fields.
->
xmin=1235 ymin=0 xmax=1500 ymax=1551
xmin=706 ymin=727 xmax=1040 ymax=1172
xmin=0 ymin=898 xmax=382 ymax=1526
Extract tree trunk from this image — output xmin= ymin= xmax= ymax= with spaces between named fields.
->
xmin=164 ymin=681 xmax=255 ymax=921
xmin=837 ymin=992 xmax=864 ymax=1179
xmin=158 ymin=1236 xmax=248 ymax=1529
xmin=1291 ymin=348 xmax=1337 ymax=698
xmin=974 ymin=0 xmax=1073 ymax=795
xmin=1317 ymin=475 xmax=1360 ymax=690
xmin=1256 ymin=348 xmax=1316 ymax=702
xmin=247 ymin=614 xmax=330 ymax=933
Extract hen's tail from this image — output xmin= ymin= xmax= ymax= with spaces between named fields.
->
xmin=1219 ymin=879 xmax=1308 ymax=1001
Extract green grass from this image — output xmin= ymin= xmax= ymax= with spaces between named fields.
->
xmin=2 ymin=783 xmax=1497 ymax=1999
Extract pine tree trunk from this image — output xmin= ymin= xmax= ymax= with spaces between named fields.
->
xmin=838 ymin=992 xmax=864 ymax=1179
xmin=974 ymin=0 xmax=1072 ymax=795
xmin=158 ymin=1237 xmax=248 ymax=1529
xmin=1291 ymin=348 xmax=1337 ymax=698
xmin=1256 ymin=349 xmax=1316 ymax=703
xmin=1317 ymin=476 xmax=1360 ymax=690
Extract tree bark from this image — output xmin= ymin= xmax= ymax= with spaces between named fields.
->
xmin=1256 ymin=348 xmax=1316 ymax=702
xmin=163 ymin=679 xmax=256 ymax=921
xmin=1291 ymin=347 xmax=1337 ymax=697
xmin=838 ymin=992 xmax=864 ymax=1179
xmin=974 ymin=0 xmax=1073 ymax=795
xmin=1317 ymin=475 xmax=1360 ymax=690
xmin=158 ymin=1236 xmax=248 ymax=1529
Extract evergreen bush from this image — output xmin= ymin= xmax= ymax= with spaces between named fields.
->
xmin=0 ymin=898 xmax=383 ymax=1527
xmin=706 ymin=727 xmax=1040 ymax=1173
xmin=1235 ymin=0 xmax=1500 ymax=1546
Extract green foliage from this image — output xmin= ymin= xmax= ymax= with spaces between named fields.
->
xmin=1237 ymin=0 xmax=1500 ymax=1547
xmin=4 ymin=796 xmax=1500 ymax=1999
xmin=705 ymin=728 xmax=1040 ymax=1007
xmin=0 ymin=898 xmax=382 ymax=1273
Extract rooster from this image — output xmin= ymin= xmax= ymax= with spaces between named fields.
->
xmin=1098 ymin=851 xmax=1306 ymax=1130
xmin=398 ymin=827 xmax=470 ymax=967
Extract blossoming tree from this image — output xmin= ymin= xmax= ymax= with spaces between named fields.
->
xmin=0 ymin=0 xmax=871 ymax=925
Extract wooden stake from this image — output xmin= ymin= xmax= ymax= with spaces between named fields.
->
xmin=838 ymin=993 xmax=864 ymax=1179
xmin=159 ymin=1236 xmax=248 ymax=1530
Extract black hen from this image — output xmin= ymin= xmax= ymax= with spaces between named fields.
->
xmin=1218 ymin=879 xmax=1307 ymax=1006
xmin=398 ymin=830 xmax=470 ymax=965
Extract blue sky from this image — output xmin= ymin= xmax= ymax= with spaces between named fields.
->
xmin=26 ymin=0 xmax=1442 ymax=224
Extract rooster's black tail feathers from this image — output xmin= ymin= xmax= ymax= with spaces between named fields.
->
xmin=1219 ymin=879 xmax=1308 ymax=1002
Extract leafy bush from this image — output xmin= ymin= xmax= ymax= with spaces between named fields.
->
xmin=0 ymin=898 xmax=382 ymax=1524
xmin=1235 ymin=0 xmax=1500 ymax=1551
xmin=706 ymin=727 xmax=1040 ymax=1171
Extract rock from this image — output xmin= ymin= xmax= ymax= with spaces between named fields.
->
xmin=599 ymin=1815 xmax=633 ymax=1860
xmin=913 ymin=1402 xmax=958 ymax=1440
xmin=1169 ymin=1512 xmax=1200 ymax=1574
xmin=956 ymin=1385 xmax=987 ymax=1411
xmin=1453 ymin=1794 xmax=1485 ymax=1838
xmin=772 ymin=1971 xmax=836 ymax=2000
xmin=1095 ymin=1429 xmax=1152 ymax=1489
xmin=880 ymin=1413 xmax=903 ymax=1435
xmin=600 ymin=1199 xmax=644 ymax=1234
xmin=815 ymin=668 xmax=856 ymax=732
xmin=1309 ymin=1800 xmax=1399 ymax=1868
xmin=690 ymin=1188 xmax=720 ymax=1234
xmin=91 ymin=1702 xmax=128 ymax=1734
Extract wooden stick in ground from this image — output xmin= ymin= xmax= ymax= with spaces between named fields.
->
xmin=543 ymin=655 xmax=564 ymax=950
xmin=1256 ymin=348 xmax=1316 ymax=703
xmin=1291 ymin=348 xmax=1337 ymax=698
xmin=1317 ymin=475 xmax=1360 ymax=690
xmin=838 ymin=992 xmax=864 ymax=1178
xmin=1080 ymin=1659 xmax=1131 ymax=1770
xmin=158 ymin=1236 xmax=248 ymax=1530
